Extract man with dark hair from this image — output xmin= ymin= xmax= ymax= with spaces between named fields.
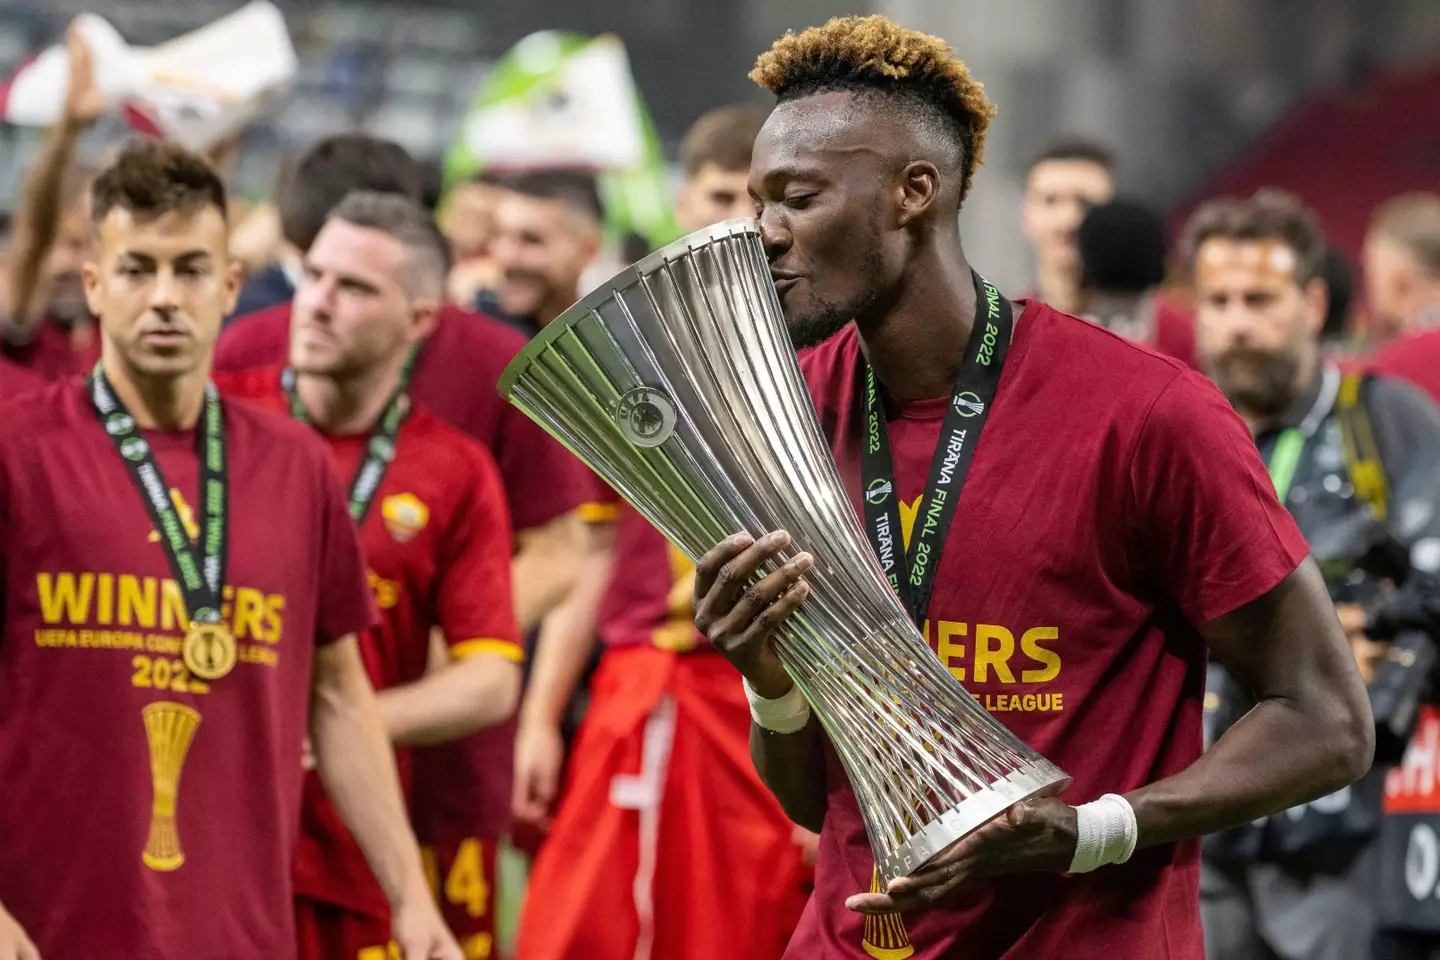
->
xmin=686 ymin=15 xmax=1372 ymax=959
xmin=483 ymin=170 xmax=603 ymax=336
xmin=675 ymin=103 xmax=769 ymax=230
xmin=1364 ymin=193 xmax=1440 ymax=404
xmin=1076 ymin=199 xmax=1167 ymax=335
xmin=0 ymin=141 xmax=460 ymax=960
xmin=1186 ymin=189 xmax=1440 ymax=960
xmin=221 ymin=191 xmax=522 ymax=960
xmin=232 ymin=135 xmax=427 ymax=318
xmin=1020 ymin=138 xmax=1115 ymax=315
xmin=1075 ymin=198 xmax=1200 ymax=368
xmin=216 ymin=134 xmax=598 ymax=955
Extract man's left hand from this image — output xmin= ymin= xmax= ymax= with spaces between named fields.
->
xmin=391 ymin=897 xmax=463 ymax=960
xmin=844 ymin=796 xmax=1077 ymax=915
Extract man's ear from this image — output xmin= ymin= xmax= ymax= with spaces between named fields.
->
xmin=895 ymin=160 xmax=940 ymax=228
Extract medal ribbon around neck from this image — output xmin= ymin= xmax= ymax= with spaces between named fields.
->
xmin=858 ymin=272 xmax=1014 ymax=628
xmin=90 ymin=365 xmax=237 ymax=681
xmin=280 ymin=345 xmax=419 ymax=524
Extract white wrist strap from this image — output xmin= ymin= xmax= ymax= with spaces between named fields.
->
xmin=743 ymin=677 xmax=811 ymax=734
xmin=1068 ymin=793 xmax=1137 ymax=874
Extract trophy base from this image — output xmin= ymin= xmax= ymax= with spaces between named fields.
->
xmin=880 ymin=759 xmax=1072 ymax=882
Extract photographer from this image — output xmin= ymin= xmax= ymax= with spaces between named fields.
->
xmin=1187 ymin=190 xmax=1440 ymax=960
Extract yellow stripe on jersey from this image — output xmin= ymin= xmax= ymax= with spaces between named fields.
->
xmin=577 ymin=501 xmax=621 ymax=524
xmin=450 ymin=638 xmax=525 ymax=663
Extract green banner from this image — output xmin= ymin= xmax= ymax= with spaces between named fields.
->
xmin=443 ymin=31 xmax=679 ymax=250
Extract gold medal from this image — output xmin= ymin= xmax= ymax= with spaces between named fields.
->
xmin=183 ymin=621 xmax=238 ymax=681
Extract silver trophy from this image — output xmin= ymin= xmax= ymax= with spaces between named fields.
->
xmin=499 ymin=219 xmax=1069 ymax=881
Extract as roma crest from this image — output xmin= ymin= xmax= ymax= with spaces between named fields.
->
xmin=381 ymin=493 xmax=429 ymax=543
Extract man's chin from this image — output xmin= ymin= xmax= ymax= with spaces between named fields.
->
xmin=785 ymin=312 xmax=851 ymax=350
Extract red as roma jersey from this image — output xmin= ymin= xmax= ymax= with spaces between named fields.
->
xmin=220 ymin=368 xmax=521 ymax=919
xmin=595 ymin=483 xmax=707 ymax=652
xmin=787 ymin=303 xmax=1308 ymax=959
xmin=0 ymin=378 xmax=374 ymax=960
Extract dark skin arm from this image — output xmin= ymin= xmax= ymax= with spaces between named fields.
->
xmin=693 ymin=530 xmax=827 ymax=832
xmin=696 ymin=534 xmax=1375 ymax=915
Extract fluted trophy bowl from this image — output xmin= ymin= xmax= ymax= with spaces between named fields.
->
xmin=498 ymin=219 xmax=1069 ymax=881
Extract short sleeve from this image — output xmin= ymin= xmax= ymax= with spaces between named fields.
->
xmin=313 ymin=451 xmax=378 ymax=646
xmin=1128 ymin=371 xmax=1310 ymax=626
xmin=493 ymin=404 xmax=594 ymax=532
xmin=577 ymin=471 xmax=622 ymax=524
xmin=438 ymin=442 xmax=522 ymax=662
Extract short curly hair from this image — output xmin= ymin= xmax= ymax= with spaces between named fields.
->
xmin=750 ymin=16 xmax=996 ymax=202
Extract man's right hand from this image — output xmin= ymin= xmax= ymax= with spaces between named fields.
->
xmin=62 ymin=23 xmax=105 ymax=132
xmin=0 ymin=903 xmax=40 ymax=960
xmin=692 ymin=530 xmax=813 ymax=699
xmin=512 ymin=718 xmax=565 ymax=831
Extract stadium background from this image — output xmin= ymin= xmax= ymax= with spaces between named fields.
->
xmin=0 ymin=0 xmax=1435 ymax=295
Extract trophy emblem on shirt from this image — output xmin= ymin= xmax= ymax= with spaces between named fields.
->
xmin=141 ymin=701 xmax=202 ymax=871
xmin=499 ymin=220 xmax=1069 ymax=882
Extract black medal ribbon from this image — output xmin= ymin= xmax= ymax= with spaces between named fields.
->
xmin=90 ymin=366 xmax=229 ymax=627
xmin=859 ymin=272 xmax=1014 ymax=628
xmin=280 ymin=346 xmax=418 ymax=524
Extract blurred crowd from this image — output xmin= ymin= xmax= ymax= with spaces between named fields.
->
xmin=2 ymin=13 xmax=1440 ymax=960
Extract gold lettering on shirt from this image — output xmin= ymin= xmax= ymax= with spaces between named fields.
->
xmin=35 ymin=572 xmax=285 ymax=641
xmin=861 ymin=865 xmax=915 ymax=959
xmin=921 ymin=618 xmax=1065 ymax=713
xmin=141 ymin=701 xmax=201 ymax=871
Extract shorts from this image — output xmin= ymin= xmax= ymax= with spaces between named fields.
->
xmin=423 ymin=837 xmax=499 ymax=960
xmin=295 ymin=896 xmax=392 ymax=960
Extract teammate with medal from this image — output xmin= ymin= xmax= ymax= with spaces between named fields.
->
xmin=689 ymin=17 xmax=1374 ymax=959
xmin=0 ymin=142 xmax=460 ymax=960
xmin=221 ymin=191 xmax=524 ymax=960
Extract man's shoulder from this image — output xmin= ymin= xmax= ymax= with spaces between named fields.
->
xmin=224 ymin=392 xmax=334 ymax=474
xmin=216 ymin=302 xmax=292 ymax=372
xmin=0 ymin=377 xmax=88 ymax=449
xmin=399 ymin=407 xmax=503 ymax=493
xmin=431 ymin=304 xmax=528 ymax=363
xmin=214 ymin=366 xmax=283 ymax=405
xmin=1024 ymin=300 xmax=1193 ymax=380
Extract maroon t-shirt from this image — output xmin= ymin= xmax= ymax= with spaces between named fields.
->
xmin=1 ymin=318 xmax=101 ymax=380
xmin=787 ymin=304 xmax=1308 ymax=959
xmin=1364 ymin=327 xmax=1440 ymax=407
xmin=0 ymin=378 xmax=375 ymax=960
xmin=0 ymin=356 xmax=45 ymax=397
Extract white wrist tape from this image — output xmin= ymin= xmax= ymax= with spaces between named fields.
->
xmin=1068 ymin=793 xmax=1138 ymax=874
xmin=743 ymin=677 xmax=811 ymax=734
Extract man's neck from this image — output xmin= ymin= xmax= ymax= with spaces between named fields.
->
xmin=1037 ymin=260 xmax=1082 ymax=314
xmin=295 ymin=353 xmax=408 ymax=435
xmin=101 ymin=348 xmax=208 ymax=432
xmin=856 ymin=238 xmax=978 ymax=404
